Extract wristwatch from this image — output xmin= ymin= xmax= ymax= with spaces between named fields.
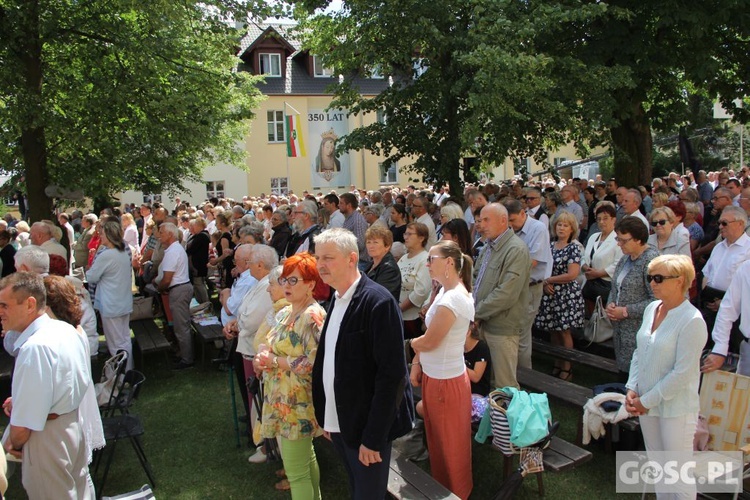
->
xmin=272 ymin=356 xmax=279 ymax=368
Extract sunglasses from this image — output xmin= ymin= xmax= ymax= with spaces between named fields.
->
xmin=427 ymin=255 xmax=448 ymax=264
xmin=650 ymin=219 xmax=669 ymax=227
xmin=718 ymin=220 xmax=741 ymax=227
xmin=646 ymin=274 xmax=680 ymax=284
xmin=278 ymin=277 xmax=303 ymax=286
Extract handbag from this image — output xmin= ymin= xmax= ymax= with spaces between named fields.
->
xmin=488 ymin=389 xmax=515 ymax=455
xmin=583 ymin=295 xmax=613 ymax=344
xmin=503 ymin=387 xmax=553 ymax=448
xmin=130 ymin=295 xmax=154 ymax=321
xmin=95 ymin=351 xmax=128 ymax=406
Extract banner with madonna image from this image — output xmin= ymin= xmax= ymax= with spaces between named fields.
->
xmin=307 ymin=109 xmax=351 ymax=189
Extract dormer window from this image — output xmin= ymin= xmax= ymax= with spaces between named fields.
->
xmin=259 ymin=53 xmax=282 ymax=77
xmin=313 ymin=56 xmax=334 ymax=77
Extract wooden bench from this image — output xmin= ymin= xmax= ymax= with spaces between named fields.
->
xmin=532 ymin=338 xmax=619 ymax=374
xmin=388 ymin=448 xmax=460 ymax=499
xmin=517 ymin=366 xmax=639 ymax=451
xmin=130 ymin=319 xmax=171 ymax=367
xmin=190 ymin=318 xmax=225 ymax=365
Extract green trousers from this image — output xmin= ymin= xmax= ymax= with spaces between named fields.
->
xmin=280 ymin=436 xmax=321 ymax=500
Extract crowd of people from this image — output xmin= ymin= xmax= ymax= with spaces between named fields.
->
xmin=2 ymin=165 xmax=750 ymax=498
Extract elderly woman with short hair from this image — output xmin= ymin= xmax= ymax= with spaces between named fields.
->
xmin=647 ymin=207 xmax=691 ymax=257
xmin=607 ymin=217 xmax=659 ymax=377
xmin=398 ymin=222 xmax=432 ymax=339
xmin=364 ymin=224 xmax=401 ymax=301
xmin=626 ymin=255 xmax=706 ymax=498
xmin=682 ymin=202 xmax=704 ymax=253
xmin=85 ymin=220 xmax=134 ymax=369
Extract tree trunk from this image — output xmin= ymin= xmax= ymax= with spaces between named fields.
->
xmin=19 ymin=0 xmax=53 ymax=222
xmin=610 ymin=101 xmax=654 ymax=188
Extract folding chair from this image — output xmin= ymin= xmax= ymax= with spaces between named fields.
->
xmin=93 ymin=370 xmax=155 ymax=498
xmin=97 ymin=350 xmax=129 ymax=417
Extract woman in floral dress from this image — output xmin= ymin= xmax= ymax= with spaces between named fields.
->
xmin=535 ymin=211 xmax=585 ymax=381
xmin=253 ymin=252 xmax=328 ymax=499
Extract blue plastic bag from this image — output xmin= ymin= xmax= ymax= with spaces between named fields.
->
xmin=501 ymin=387 xmax=552 ymax=448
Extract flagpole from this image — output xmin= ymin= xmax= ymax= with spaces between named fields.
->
xmin=284 ymin=101 xmax=290 ymax=197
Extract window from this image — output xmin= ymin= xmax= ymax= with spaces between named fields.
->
xmin=514 ymin=158 xmax=531 ymax=174
xmin=271 ymin=177 xmax=289 ymax=196
xmin=313 ymin=56 xmax=333 ymax=77
xmin=206 ymin=181 xmax=225 ymax=199
xmin=267 ymin=110 xmax=285 ymax=143
xmin=413 ymin=58 xmax=427 ymax=79
xmin=376 ymin=108 xmax=387 ymax=124
xmin=369 ymin=65 xmax=384 ymax=79
xmin=142 ymin=193 xmax=162 ymax=204
xmin=553 ymin=157 xmax=568 ymax=167
xmin=259 ymin=53 xmax=281 ymax=77
xmin=379 ymin=162 xmax=398 ymax=184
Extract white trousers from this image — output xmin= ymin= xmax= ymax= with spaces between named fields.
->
xmin=101 ymin=314 xmax=133 ymax=371
xmin=639 ymin=412 xmax=698 ymax=500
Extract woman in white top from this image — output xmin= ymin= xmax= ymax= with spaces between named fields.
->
xmin=398 ymin=222 xmax=432 ymax=339
xmin=582 ymin=203 xmax=622 ymax=315
xmin=647 ymin=207 xmax=691 ymax=258
xmin=626 ymin=254 xmax=706 ymax=499
xmin=410 ymin=240 xmax=474 ymax=500
xmin=121 ymin=213 xmax=140 ymax=252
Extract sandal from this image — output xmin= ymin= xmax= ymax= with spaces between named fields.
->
xmin=275 ymin=469 xmax=287 ymax=478
xmin=558 ymin=369 xmax=573 ymax=382
xmin=275 ymin=479 xmax=291 ymax=491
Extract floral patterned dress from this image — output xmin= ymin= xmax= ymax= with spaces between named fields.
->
xmin=535 ymin=242 xmax=585 ymax=331
xmin=260 ymin=302 xmax=326 ymax=441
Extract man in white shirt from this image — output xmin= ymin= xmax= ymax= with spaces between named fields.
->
xmin=700 ymin=206 xmax=750 ymax=335
xmin=620 ymin=189 xmax=650 ymax=231
xmin=727 ymin=178 xmax=742 ymax=206
xmin=139 ymin=203 xmax=153 ymax=250
xmin=323 ymin=194 xmax=345 ymax=229
xmin=411 ymin=196 xmax=436 ymax=249
xmin=58 ymin=213 xmax=75 ymax=251
xmin=1 ymin=272 xmax=92 ymax=499
xmin=703 ymin=259 xmax=750 ymax=376
xmin=30 ymin=221 xmax=68 ymax=264
xmin=524 ymin=187 xmax=549 ymax=228
xmin=156 ymin=222 xmax=194 ymax=370
xmin=311 ymin=229 xmax=413 ymax=499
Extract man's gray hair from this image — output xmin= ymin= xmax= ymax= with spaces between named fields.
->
xmin=14 ymin=245 xmax=50 ymax=274
xmin=299 ymin=200 xmax=318 ymax=220
xmin=314 ymin=228 xmax=359 ymax=259
xmin=722 ymin=205 xmax=748 ymax=225
xmin=82 ymin=213 xmax=98 ymax=225
xmin=31 ymin=221 xmax=52 ymax=237
xmin=251 ymin=244 xmax=280 ymax=270
xmin=160 ymin=222 xmax=180 ymax=240
xmin=370 ymin=191 xmax=383 ymax=204
xmin=628 ymin=188 xmax=643 ymax=206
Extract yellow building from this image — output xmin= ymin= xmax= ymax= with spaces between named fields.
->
xmin=118 ymin=23 xmax=607 ymax=207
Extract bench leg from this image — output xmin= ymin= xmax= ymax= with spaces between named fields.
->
xmin=536 ymin=472 xmax=544 ymax=496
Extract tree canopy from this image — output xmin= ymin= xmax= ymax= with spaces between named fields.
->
xmin=296 ymin=0 xmax=750 ymax=190
xmin=0 ymin=0 xmax=266 ymax=220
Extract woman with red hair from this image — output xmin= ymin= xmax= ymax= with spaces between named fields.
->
xmin=253 ymin=252 xmax=327 ymax=498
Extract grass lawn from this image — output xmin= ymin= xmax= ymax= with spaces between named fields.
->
xmin=1 ymin=346 xmax=644 ymax=499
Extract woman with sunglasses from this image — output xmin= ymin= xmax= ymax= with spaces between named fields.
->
xmin=607 ymin=217 xmax=659 ymax=379
xmin=253 ymin=252 xmax=328 ymax=499
xmin=647 ymin=207 xmax=691 ymax=257
xmin=410 ymin=240 xmax=475 ymax=499
xmin=625 ymin=255 xmax=706 ymax=499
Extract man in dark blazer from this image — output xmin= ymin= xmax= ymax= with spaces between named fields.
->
xmin=312 ymin=228 xmax=414 ymax=499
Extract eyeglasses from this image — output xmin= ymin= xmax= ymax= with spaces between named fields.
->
xmin=615 ymin=236 xmax=632 ymax=244
xmin=278 ymin=277 xmax=303 ymax=286
xmin=524 ymin=196 xmax=539 ymax=201
xmin=596 ymin=216 xmax=612 ymax=223
xmin=427 ymin=255 xmax=448 ymax=264
xmin=650 ymin=219 xmax=669 ymax=227
xmin=718 ymin=219 xmax=742 ymax=227
xmin=404 ymin=231 xmax=416 ymax=236
xmin=646 ymin=274 xmax=680 ymax=284
xmin=711 ymin=196 xmax=730 ymax=201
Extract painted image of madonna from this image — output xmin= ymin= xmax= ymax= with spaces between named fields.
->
xmin=315 ymin=130 xmax=341 ymax=181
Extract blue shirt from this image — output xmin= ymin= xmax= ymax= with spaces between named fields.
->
xmin=516 ymin=216 xmax=553 ymax=282
xmin=221 ymin=269 xmax=257 ymax=325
